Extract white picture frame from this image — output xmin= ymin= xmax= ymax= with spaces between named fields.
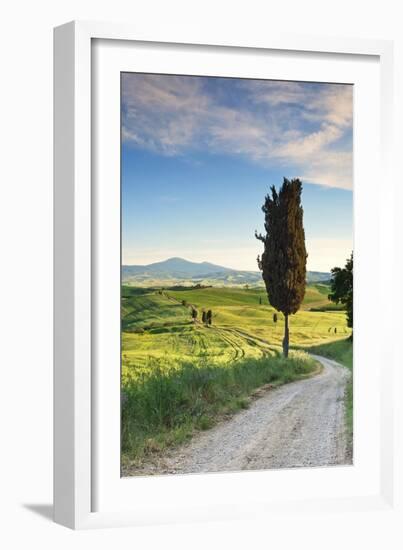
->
xmin=54 ymin=20 xmax=396 ymax=530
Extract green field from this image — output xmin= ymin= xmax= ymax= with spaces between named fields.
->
xmin=122 ymin=284 xmax=350 ymax=376
xmin=121 ymin=283 xmax=351 ymax=465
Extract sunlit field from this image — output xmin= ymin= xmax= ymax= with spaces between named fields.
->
xmin=121 ymin=284 xmax=350 ymax=465
xmin=122 ymin=284 xmax=350 ymax=378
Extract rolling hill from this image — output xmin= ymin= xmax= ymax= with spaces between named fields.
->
xmin=122 ymin=257 xmax=331 ymax=287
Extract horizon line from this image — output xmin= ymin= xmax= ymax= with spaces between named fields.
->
xmin=121 ymin=256 xmax=331 ymax=273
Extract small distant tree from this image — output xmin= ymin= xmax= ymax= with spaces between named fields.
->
xmin=259 ymin=297 xmax=262 ymax=305
xmin=273 ymin=313 xmax=278 ymax=323
xmin=206 ymin=310 xmax=213 ymax=325
xmin=329 ymin=252 xmax=353 ymax=334
xmin=256 ymin=178 xmax=307 ymax=357
xmin=191 ymin=308 xmax=198 ymax=322
xmin=181 ymin=299 xmax=187 ymax=307
xmin=202 ymin=310 xmax=207 ymax=324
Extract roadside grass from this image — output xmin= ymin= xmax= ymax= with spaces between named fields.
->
xmin=305 ymin=338 xmax=353 ymax=456
xmin=121 ymin=350 xmax=318 ymax=467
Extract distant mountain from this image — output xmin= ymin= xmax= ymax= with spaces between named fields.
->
xmin=122 ymin=257 xmax=331 ymax=287
xmin=123 ymin=257 xmax=233 ymax=277
xmin=305 ymin=271 xmax=332 ymax=284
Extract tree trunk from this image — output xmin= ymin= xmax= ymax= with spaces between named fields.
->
xmin=283 ymin=313 xmax=289 ymax=358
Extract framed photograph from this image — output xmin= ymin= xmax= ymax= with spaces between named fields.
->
xmin=54 ymin=21 xmax=395 ymax=529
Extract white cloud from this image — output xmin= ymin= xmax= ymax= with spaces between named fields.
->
xmin=275 ymin=124 xmax=343 ymax=160
xmin=122 ymin=75 xmax=353 ymax=190
xmin=301 ymin=150 xmax=353 ymax=190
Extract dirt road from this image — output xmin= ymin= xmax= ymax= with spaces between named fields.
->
xmin=126 ymin=355 xmax=351 ymax=476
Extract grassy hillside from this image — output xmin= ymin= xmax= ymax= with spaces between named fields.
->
xmin=122 ymin=287 xmax=189 ymax=332
xmin=165 ymin=285 xmax=349 ymax=346
xmin=121 ymin=284 xmax=351 ymax=466
xmin=121 ymin=285 xmax=349 ymax=371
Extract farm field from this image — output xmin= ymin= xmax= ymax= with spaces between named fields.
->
xmin=122 ymin=284 xmax=350 ymax=377
xmin=121 ymin=284 xmax=351 ymax=464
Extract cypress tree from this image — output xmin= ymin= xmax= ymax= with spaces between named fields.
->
xmin=206 ymin=310 xmax=212 ymax=325
xmin=256 ymin=178 xmax=307 ymax=357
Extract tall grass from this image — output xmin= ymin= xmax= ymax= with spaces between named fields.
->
xmin=122 ymin=351 xmax=317 ymax=466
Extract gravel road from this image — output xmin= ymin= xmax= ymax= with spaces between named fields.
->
xmin=126 ymin=355 xmax=351 ymax=476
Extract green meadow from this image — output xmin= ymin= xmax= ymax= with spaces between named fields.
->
xmin=121 ymin=283 xmax=351 ymax=466
xmin=122 ymin=284 xmax=349 ymax=371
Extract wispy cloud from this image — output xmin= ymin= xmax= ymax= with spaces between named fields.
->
xmin=122 ymin=74 xmax=353 ymax=190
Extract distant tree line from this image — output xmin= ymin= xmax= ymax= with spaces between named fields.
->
xmin=166 ymin=284 xmax=213 ymax=291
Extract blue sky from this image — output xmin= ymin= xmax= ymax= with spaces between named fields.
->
xmin=121 ymin=74 xmax=353 ymax=272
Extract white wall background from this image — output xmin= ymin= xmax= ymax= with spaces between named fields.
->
xmin=0 ymin=1 xmax=402 ymax=548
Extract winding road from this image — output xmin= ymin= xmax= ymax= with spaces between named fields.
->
xmin=127 ymin=354 xmax=351 ymax=476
